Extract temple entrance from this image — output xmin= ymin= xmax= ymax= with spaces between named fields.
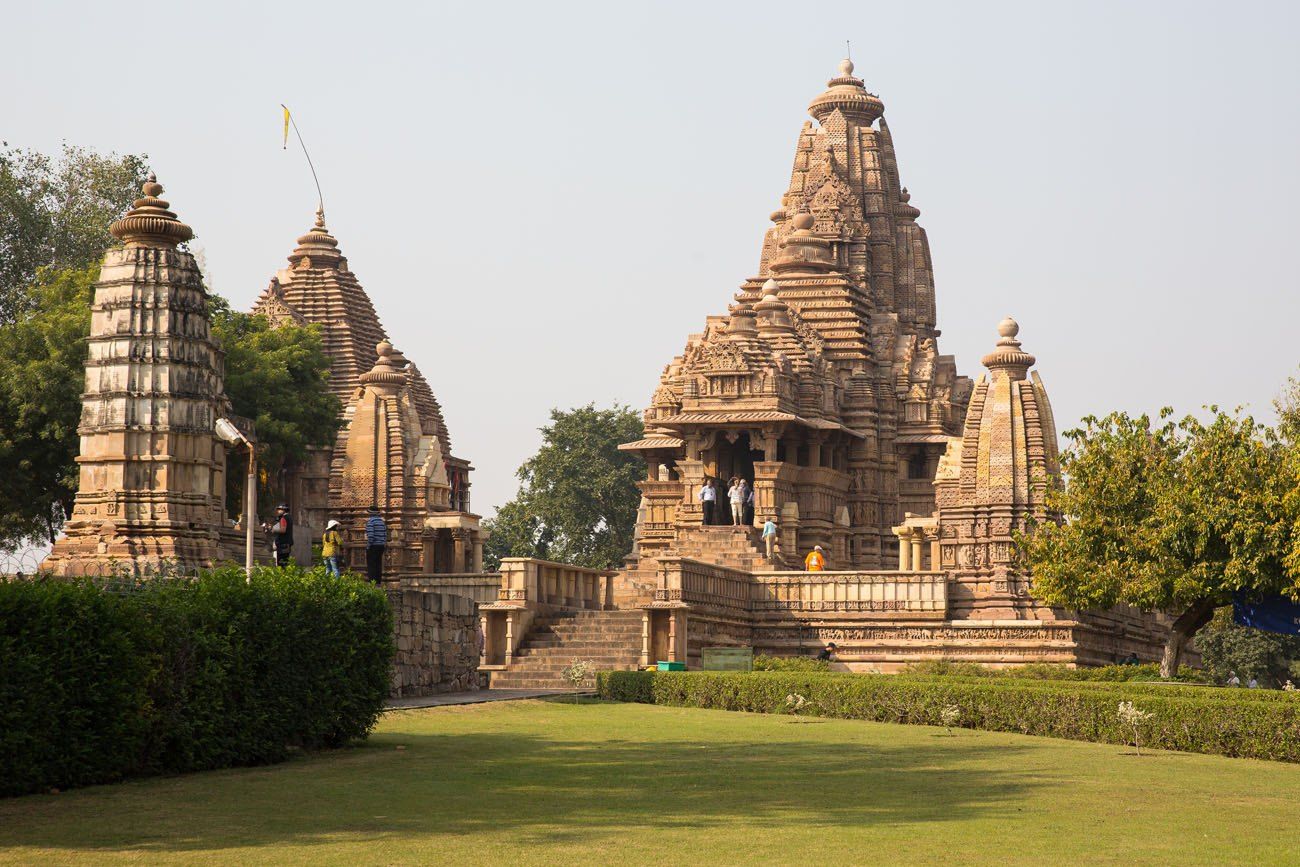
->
xmin=714 ymin=432 xmax=763 ymax=484
xmin=709 ymin=432 xmax=764 ymax=526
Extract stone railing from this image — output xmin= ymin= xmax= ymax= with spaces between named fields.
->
xmin=653 ymin=557 xmax=946 ymax=617
xmin=752 ymin=571 xmax=946 ymax=615
xmin=654 ymin=557 xmax=752 ymax=616
xmin=495 ymin=557 xmax=615 ymax=611
xmin=399 ymin=573 xmax=501 ymax=605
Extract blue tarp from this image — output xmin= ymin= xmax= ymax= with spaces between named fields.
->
xmin=1233 ymin=595 xmax=1300 ymax=636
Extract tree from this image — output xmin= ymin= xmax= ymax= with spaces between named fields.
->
xmin=0 ymin=265 xmax=98 ymax=547
xmin=1020 ymin=408 xmax=1295 ymax=677
xmin=484 ymin=404 xmax=644 ymax=570
xmin=0 ymin=143 xmax=148 ymax=323
xmin=1195 ymin=607 xmax=1300 ymax=687
xmin=208 ymin=298 xmax=341 ymax=517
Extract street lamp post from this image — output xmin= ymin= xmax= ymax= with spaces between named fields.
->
xmin=215 ymin=418 xmax=256 ymax=578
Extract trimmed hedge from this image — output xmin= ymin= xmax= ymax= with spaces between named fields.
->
xmin=598 ymin=671 xmax=1300 ymax=762
xmin=895 ymin=673 xmax=1300 ymax=705
xmin=0 ymin=565 xmax=394 ymax=797
xmin=753 ymin=654 xmax=830 ymax=672
xmin=900 ymin=659 xmax=1209 ymax=683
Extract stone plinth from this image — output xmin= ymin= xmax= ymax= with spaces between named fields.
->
xmin=387 ymin=588 xmax=481 ymax=698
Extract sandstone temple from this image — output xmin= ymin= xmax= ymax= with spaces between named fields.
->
xmin=478 ymin=60 xmax=1178 ymax=684
xmin=250 ymin=210 xmax=485 ymax=578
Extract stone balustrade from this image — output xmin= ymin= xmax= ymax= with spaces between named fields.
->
xmin=653 ymin=556 xmax=947 ymax=617
xmin=495 ymin=557 xmax=616 ymax=610
xmin=752 ymin=571 xmax=946 ymax=614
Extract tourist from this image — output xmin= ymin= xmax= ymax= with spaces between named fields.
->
xmin=1227 ymin=671 xmax=1241 ymax=687
xmin=263 ymin=504 xmax=294 ymax=568
xmin=698 ymin=478 xmax=717 ymax=525
xmin=804 ymin=545 xmax=825 ymax=572
xmin=816 ymin=641 xmax=837 ymax=661
xmin=729 ymin=478 xmax=745 ymax=525
xmin=762 ymin=517 xmax=778 ymax=560
xmin=743 ymin=480 xmax=754 ymax=525
xmin=1248 ymin=677 xmax=1259 ymax=689
xmin=365 ymin=505 xmax=387 ymax=584
xmin=1121 ymin=652 xmax=1140 ymax=666
xmin=321 ymin=519 xmax=343 ymax=577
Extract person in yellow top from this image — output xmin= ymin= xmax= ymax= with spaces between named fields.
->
xmin=804 ymin=545 xmax=826 ymax=572
xmin=322 ymin=519 xmax=343 ymax=577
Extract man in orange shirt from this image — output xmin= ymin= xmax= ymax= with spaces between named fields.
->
xmin=804 ymin=545 xmax=825 ymax=572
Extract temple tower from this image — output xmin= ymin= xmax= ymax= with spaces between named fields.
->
xmin=43 ymin=175 xmax=237 ymax=575
xmin=622 ymin=59 xmax=971 ymax=573
xmin=897 ymin=317 xmax=1062 ymax=618
xmin=251 ymin=209 xmax=478 ymax=574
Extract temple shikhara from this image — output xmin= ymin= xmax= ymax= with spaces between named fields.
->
xmin=42 ymin=176 xmax=242 ymax=575
xmin=40 ymin=59 xmax=1182 ymax=689
xmin=251 ymin=210 xmax=485 ymax=578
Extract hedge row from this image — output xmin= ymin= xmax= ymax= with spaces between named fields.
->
xmin=598 ymin=671 xmax=1300 ymax=762
xmin=0 ymin=566 xmax=394 ymax=797
xmin=893 ymin=673 xmax=1300 ymax=705
xmin=900 ymin=660 xmax=1209 ymax=683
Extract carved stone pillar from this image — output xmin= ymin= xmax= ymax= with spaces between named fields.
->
xmin=451 ymin=529 xmax=467 ymax=573
xmin=911 ymin=536 xmax=923 ymax=571
xmin=471 ymin=534 xmax=484 ymax=573
xmin=896 ymin=528 xmax=912 ymax=571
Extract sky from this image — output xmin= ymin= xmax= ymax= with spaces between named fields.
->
xmin=4 ymin=0 xmax=1299 ymax=517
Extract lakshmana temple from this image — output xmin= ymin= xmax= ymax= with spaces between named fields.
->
xmin=483 ymin=59 xmax=1177 ymax=683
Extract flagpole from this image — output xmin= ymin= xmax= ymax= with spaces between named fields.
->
xmin=280 ymin=104 xmax=325 ymax=212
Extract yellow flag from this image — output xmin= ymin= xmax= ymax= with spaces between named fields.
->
xmin=281 ymin=105 xmax=290 ymax=150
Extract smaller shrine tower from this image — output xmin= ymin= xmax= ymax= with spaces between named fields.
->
xmin=894 ymin=317 xmax=1061 ymax=618
xmin=43 ymin=175 xmax=238 ymax=575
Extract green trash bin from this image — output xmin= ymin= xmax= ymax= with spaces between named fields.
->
xmin=656 ymin=661 xmax=686 ymax=672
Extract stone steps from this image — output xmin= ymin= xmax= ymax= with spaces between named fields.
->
xmin=488 ymin=609 xmax=643 ymax=689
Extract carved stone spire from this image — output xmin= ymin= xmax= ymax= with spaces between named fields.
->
xmin=808 ymin=57 xmax=884 ymax=123
xmin=109 ymin=173 xmax=193 ymax=248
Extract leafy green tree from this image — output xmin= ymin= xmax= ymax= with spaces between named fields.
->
xmin=0 ymin=144 xmax=148 ymax=323
xmin=208 ymin=298 xmax=341 ymax=517
xmin=1020 ymin=408 xmax=1295 ymax=677
xmin=1195 ymin=607 xmax=1300 ymax=687
xmin=484 ymin=404 xmax=644 ymax=570
xmin=0 ymin=265 xmax=98 ymax=546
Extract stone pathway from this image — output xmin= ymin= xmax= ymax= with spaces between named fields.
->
xmin=385 ymin=688 xmax=592 ymax=710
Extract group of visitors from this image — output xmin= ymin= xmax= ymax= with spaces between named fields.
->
xmin=262 ymin=503 xmax=389 ymax=585
xmin=697 ymin=477 xmax=755 ymax=526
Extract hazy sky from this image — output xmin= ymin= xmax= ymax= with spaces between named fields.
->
xmin=5 ymin=1 xmax=1299 ymax=516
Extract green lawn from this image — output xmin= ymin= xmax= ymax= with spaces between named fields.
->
xmin=2 ymin=698 xmax=1298 ymax=866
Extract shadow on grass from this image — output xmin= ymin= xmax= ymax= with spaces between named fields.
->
xmin=0 ymin=705 xmax=1048 ymax=854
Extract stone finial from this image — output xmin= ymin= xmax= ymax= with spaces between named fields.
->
xmin=770 ymin=210 xmax=834 ymax=275
xmin=980 ymin=316 xmax=1036 ymax=380
xmin=896 ymin=186 xmax=921 ymax=222
xmin=726 ymin=293 xmax=758 ymax=338
xmin=288 ymin=205 xmax=342 ymax=267
xmin=809 ymin=55 xmax=883 ymax=123
xmin=109 ymin=173 xmax=194 ymax=248
xmin=359 ymin=340 xmax=409 ymax=394
xmin=754 ymin=288 xmax=794 ymax=334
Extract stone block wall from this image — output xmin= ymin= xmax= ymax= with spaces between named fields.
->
xmin=387 ymin=588 xmax=481 ymax=698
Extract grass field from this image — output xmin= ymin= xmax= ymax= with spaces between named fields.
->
xmin=2 ymin=698 xmax=1298 ymax=865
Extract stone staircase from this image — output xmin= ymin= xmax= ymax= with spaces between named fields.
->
xmin=669 ymin=525 xmax=772 ymax=571
xmin=488 ymin=609 xmax=644 ymax=689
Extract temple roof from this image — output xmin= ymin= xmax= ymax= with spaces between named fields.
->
xmin=251 ymin=209 xmax=454 ymax=458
